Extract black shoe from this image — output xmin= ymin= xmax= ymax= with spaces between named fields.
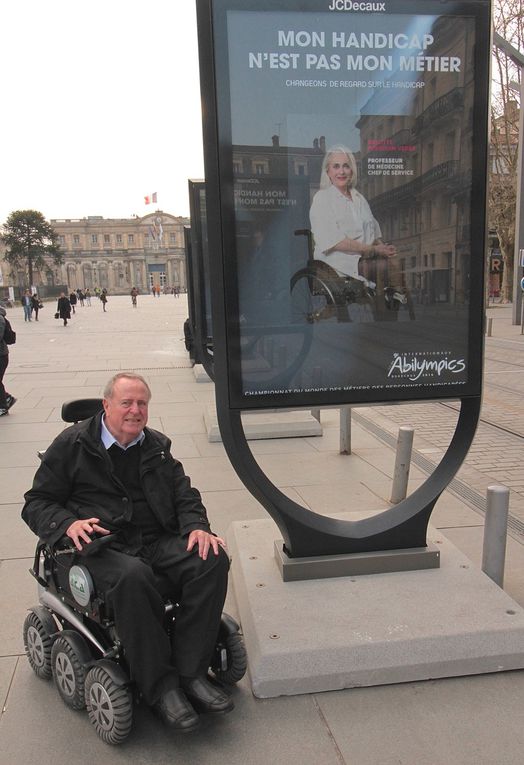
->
xmin=153 ymin=688 xmax=200 ymax=732
xmin=6 ymin=395 xmax=16 ymax=410
xmin=180 ymin=676 xmax=234 ymax=715
xmin=0 ymin=408 xmax=8 ymax=417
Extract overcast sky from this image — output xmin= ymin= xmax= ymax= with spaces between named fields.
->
xmin=0 ymin=0 xmax=204 ymax=223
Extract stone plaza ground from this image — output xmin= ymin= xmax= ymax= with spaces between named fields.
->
xmin=1 ymin=294 xmax=523 ymax=764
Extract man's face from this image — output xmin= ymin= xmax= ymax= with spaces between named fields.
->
xmin=103 ymin=378 xmax=150 ymax=446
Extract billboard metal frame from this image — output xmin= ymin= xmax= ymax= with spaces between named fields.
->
xmin=197 ymin=0 xmax=491 ymax=558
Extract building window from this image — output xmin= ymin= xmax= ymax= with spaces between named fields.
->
xmin=170 ymin=233 xmax=176 ymax=245
xmin=252 ymin=159 xmax=269 ymax=175
xmin=294 ymin=161 xmax=308 ymax=176
xmin=128 ymin=234 xmax=134 ymax=244
xmin=73 ymin=234 xmax=80 ymax=245
xmin=233 ymin=159 xmax=243 ymax=175
xmin=58 ymin=235 xmax=65 ymax=245
xmin=104 ymin=234 xmax=110 ymax=244
xmin=116 ymin=234 xmax=122 ymax=244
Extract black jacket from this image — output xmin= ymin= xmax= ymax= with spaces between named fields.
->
xmin=22 ymin=413 xmax=211 ymax=546
xmin=57 ymin=296 xmax=71 ymax=319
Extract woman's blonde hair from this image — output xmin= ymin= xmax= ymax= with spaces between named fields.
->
xmin=319 ymin=145 xmax=358 ymax=190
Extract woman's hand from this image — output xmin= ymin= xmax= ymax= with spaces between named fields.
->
xmin=373 ymin=243 xmax=397 ymax=258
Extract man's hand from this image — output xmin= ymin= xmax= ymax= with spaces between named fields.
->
xmin=66 ymin=518 xmax=111 ymax=551
xmin=187 ymin=530 xmax=226 ymax=560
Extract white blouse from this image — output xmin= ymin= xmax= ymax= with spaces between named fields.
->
xmin=309 ymin=184 xmax=381 ymax=278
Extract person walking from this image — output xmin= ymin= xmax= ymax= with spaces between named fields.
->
xmin=69 ymin=291 xmax=78 ymax=314
xmin=77 ymin=289 xmax=85 ymax=307
xmin=85 ymin=288 xmax=92 ymax=306
xmin=100 ymin=289 xmax=108 ymax=312
xmin=0 ymin=306 xmax=17 ymax=416
xmin=130 ymin=287 xmax=138 ymax=307
xmin=57 ymin=292 xmax=71 ymax=326
xmin=21 ymin=290 xmax=32 ymax=322
xmin=31 ymin=293 xmax=42 ymax=321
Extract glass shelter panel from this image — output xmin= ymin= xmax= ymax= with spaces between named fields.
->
xmin=200 ymin=0 xmax=489 ymax=410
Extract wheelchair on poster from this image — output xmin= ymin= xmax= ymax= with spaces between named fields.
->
xmin=23 ymin=399 xmax=247 ymax=745
xmin=291 ymin=229 xmax=415 ymax=324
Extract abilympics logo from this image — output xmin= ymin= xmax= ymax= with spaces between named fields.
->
xmin=328 ymin=0 xmax=386 ymax=11
xmin=387 ymin=352 xmax=466 ymax=382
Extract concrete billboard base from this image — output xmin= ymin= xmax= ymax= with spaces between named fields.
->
xmin=228 ymin=518 xmax=524 ymax=698
xmin=193 ymin=364 xmax=212 ymax=383
xmin=205 ymin=406 xmax=323 ymax=442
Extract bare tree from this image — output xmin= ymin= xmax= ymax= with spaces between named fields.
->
xmin=490 ymin=0 xmax=524 ymax=302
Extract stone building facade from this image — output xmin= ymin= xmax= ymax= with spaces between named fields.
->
xmin=0 ymin=211 xmax=188 ymax=295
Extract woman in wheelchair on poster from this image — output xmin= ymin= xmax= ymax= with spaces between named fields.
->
xmin=309 ymin=145 xmax=396 ymax=287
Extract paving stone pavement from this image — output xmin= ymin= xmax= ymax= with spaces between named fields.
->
xmin=354 ymin=304 xmax=524 ymax=535
xmin=1 ymin=294 xmax=524 ymax=765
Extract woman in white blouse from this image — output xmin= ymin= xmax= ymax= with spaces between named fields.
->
xmin=309 ymin=145 xmax=396 ymax=281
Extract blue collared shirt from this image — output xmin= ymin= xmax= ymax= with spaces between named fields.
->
xmin=101 ymin=416 xmax=145 ymax=451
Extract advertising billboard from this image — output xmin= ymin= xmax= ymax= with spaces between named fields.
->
xmin=197 ymin=0 xmax=491 ymax=410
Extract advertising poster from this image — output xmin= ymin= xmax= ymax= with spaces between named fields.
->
xmin=199 ymin=0 xmax=490 ymax=409
xmin=188 ymin=182 xmax=213 ymax=341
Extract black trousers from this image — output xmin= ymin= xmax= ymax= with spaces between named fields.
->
xmin=0 ymin=354 xmax=9 ymax=408
xmin=82 ymin=535 xmax=230 ymax=705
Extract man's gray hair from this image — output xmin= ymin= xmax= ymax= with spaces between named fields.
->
xmin=103 ymin=372 xmax=152 ymax=400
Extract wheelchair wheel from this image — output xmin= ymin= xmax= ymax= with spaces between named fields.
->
xmin=290 ymin=268 xmax=338 ymax=323
xmin=23 ymin=607 xmax=56 ymax=680
xmin=51 ymin=631 xmax=91 ymax=710
xmin=85 ymin=665 xmax=133 ymax=745
xmin=211 ymin=631 xmax=248 ymax=685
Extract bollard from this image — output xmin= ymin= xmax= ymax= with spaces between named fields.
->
xmin=339 ymin=406 xmax=351 ymax=454
xmin=481 ymin=485 xmax=509 ymax=587
xmin=487 ymin=317 xmax=493 ymax=337
xmin=390 ymin=426 xmax=414 ymax=503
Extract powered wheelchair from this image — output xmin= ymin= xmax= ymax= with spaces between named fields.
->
xmin=23 ymin=399 xmax=247 ymax=745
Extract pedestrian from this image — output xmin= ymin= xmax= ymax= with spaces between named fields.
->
xmin=21 ymin=290 xmax=32 ymax=322
xmin=130 ymin=287 xmax=138 ymax=307
xmin=152 ymin=286 xmax=157 ymax=298
xmin=77 ymin=289 xmax=85 ymax=308
xmin=156 ymin=285 xmax=161 ymax=298
xmin=100 ymin=289 xmax=108 ymax=312
xmin=69 ymin=291 xmax=78 ymax=314
xmin=85 ymin=288 xmax=92 ymax=306
xmin=31 ymin=293 xmax=42 ymax=321
xmin=57 ymin=292 xmax=71 ymax=326
xmin=0 ymin=306 xmax=17 ymax=416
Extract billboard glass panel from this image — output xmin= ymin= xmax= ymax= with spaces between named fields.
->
xmin=199 ymin=0 xmax=490 ymax=410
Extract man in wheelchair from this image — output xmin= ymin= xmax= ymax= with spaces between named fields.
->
xmin=22 ymin=372 xmax=232 ymax=734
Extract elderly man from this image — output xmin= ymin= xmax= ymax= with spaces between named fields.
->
xmin=22 ymin=372 xmax=232 ymax=732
